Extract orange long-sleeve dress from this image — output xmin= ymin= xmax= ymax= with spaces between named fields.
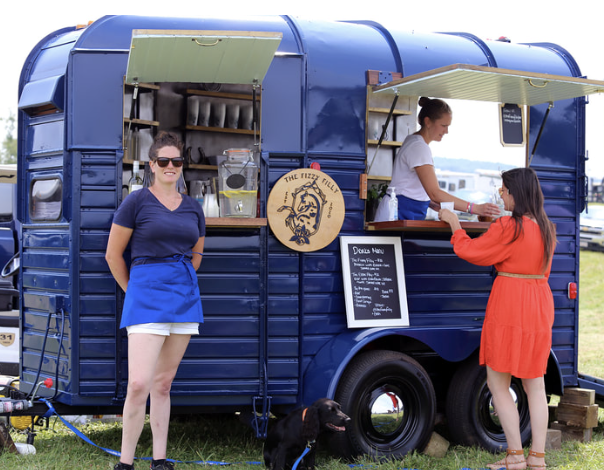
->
xmin=451 ymin=216 xmax=554 ymax=379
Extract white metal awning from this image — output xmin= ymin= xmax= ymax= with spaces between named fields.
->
xmin=125 ymin=30 xmax=283 ymax=85
xmin=373 ymin=64 xmax=604 ymax=106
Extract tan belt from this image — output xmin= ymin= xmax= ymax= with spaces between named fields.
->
xmin=497 ymin=272 xmax=544 ymax=279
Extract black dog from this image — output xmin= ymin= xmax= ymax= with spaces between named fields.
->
xmin=263 ymin=398 xmax=350 ymax=470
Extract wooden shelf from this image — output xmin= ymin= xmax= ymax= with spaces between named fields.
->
xmin=366 ymin=220 xmax=491 ymax=233
xmin=368 ymin=139 xmax=403 ymax=147
xmin=367 ymin=175 xmax=391 ymax=181
xmin=186 ymin=89 xmax=260 ymax=101
xmin=185 ymin=124 xmax=258 ymax=135
xmin=369 ymin=107 xmax=412 ymax=115
xmin=186 ymin=163 xmax=218 ymax=170
xmin=206 ymin=217 xmax=267 ymax=228
xmin=122 ymin=159 xmax=219 ymax=171
xmin=124 ymin=118 xmax=160 ymax=127
xmin=123 ymin=158 xmax=144 ymax=165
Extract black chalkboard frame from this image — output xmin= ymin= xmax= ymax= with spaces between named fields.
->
xmin=340 ymin=236 xmax=409 ymax=328
xmin=499 ymin=103 xmax=525 ymax=147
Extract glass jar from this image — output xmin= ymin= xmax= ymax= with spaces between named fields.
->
xmin=218 ymin=149 xmax=258 ymax=217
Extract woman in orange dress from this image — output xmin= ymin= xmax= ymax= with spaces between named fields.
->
xmin=439 ymin=168 xmax=556 ymax=470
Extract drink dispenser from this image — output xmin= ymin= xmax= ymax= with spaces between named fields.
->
xmin=218 ymin=148 xmax=258 ymax=217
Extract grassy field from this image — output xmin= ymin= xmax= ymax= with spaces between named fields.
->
xmin=578 ymin=250 xmax=604 ymax=378
xmin=2 ymin=251 xmax=604 ymax=469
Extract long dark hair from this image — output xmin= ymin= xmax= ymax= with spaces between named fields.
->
xmin=501 ymin=168 xmax=557 ymax=271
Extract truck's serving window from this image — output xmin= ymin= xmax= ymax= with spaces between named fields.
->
xmin=365 ymin=64 xmax=604 ymax=229
xmin=120 ymin=30 xmax=281 ymax=228
xmin=30 ymin=178 xmax=62 ymax=221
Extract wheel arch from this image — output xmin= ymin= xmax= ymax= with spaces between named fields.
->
xmin=545 ymin=349 xmax=564 ymax=396
xmin=302 ymin=326 xmax=482 ymax=405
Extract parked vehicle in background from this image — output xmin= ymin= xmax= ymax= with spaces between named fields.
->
xmin=0 ymin=163 xmax=19 ymax=376
xmin=580 ymin=205 xmax=604 ymax=251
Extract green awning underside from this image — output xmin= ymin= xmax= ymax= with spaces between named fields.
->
xmin=125 ymin=30 xmax=282 ymax=85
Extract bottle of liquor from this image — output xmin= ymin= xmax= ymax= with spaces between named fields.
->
xmin=128 ymin=160 xmax=143 ymax=193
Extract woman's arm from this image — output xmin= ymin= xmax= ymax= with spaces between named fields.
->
xmin=439 ymin=209 xmax=462 ymax=233
xmin=415 ymin=164 xmax=500 ymax=217
xmin=191 ymin=236 xmax=205 ymax=271
xmin=105 ymin=223 xmax=133 ymax=292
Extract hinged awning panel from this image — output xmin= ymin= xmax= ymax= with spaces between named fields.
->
xmin=126 ymin=30 xmax=283 ymax=84
xmin=373 ymin=64 xmax=604 ymax=106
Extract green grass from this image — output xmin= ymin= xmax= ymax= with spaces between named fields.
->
xmin=579 ymin=250 xmax=604 ymax=378
xmin=2 ymin=252 xmax=604 ymax=469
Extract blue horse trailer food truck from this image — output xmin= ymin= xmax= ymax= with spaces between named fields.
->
xmin=11 ymin=14 xmax=604 ymax=460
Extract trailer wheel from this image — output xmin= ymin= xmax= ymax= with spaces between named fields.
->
xmin=446 ymin=357 xmax=531 ymax=452
xmin=330 ymin=350 xmax=436 ymax=461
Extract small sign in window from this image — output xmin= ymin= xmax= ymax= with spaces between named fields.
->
xmin=499 ymin=103 xmax=525 ymax=147
xmin=30 ymin=178 xmax=62 ymax=221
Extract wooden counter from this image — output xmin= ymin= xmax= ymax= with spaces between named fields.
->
xmin=206 ymin=217 xmax=267 ymax=228
xmin=365 ymin=220 xmax=491 ymax=232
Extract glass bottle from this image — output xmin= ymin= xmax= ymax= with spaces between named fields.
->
xmin=128 ymin=160 xmax=143 ymax=193
xmin=177 ymin=173 xmax=188 ymax=195
xmin=491 ymin=182 xmax=505 ymax=218
xmin=127 ymin=128 xmax=140 ymax=161
xmin=388 ymin=187 xmax=398 ymax=221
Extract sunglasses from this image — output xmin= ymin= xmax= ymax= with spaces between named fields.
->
xmin=154 ymin=157 xmax=184 ymax=168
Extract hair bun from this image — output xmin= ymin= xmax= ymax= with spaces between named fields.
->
xmin=418 ymin=97 xmax=431 ymax=107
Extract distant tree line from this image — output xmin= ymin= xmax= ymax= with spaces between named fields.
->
xmin=1 ymin=112 xmax=17 ymax=164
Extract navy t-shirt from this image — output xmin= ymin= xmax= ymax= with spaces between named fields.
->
xmin=112 ymin=187 xmax=206 ymax=261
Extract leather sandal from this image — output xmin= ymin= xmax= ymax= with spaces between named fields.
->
xmin=487 ymin=449 xmax=526 ymax=470
xmin=527 ymin=450 xmax=546 ymax=469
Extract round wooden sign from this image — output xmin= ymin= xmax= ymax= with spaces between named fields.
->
xmin=267 ymin=168 xmax=346 ymax=252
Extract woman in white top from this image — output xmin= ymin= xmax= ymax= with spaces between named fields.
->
xmin=376 ymin=97 xmax=500 ymax=221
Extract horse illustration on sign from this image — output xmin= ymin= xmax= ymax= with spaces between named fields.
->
xmin=267 ymin=169 xmax=345 ymax=252
xmin=277 ymin=180 xmax=327 ymax=245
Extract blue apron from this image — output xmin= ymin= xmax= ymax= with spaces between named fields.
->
xmin=120 ymin=255 xmax=203 ymax=329
xmin=397 ymin=194 xmax=430 ymax=220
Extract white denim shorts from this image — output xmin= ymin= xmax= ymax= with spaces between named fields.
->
xmin=126 ymin=322 xmax=199 ymax=336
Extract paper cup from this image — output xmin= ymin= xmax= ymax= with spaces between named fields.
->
xmin=226 ymin=104 xmax=240 ymax=129
xmin=436 ymin=202 xmax=454 ymax=221
xmin=212 ymin=102 xmax=226 ymax=128
xmin=187 ymin=96 xmax=200 ymax=125
xmin=198 ymin=100 xmax=211 ymax=127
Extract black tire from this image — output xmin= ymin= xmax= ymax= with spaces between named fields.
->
xmin=330 ymin=350 xmax=436 ymax=461
xmin=446 ymin=356 xmax=531 ymax=452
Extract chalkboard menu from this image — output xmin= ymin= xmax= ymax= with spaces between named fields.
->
xmin=340 ymin=236 xmax=409 ymax=328
xmin=499 ymin=103 xmax=525 ymax=146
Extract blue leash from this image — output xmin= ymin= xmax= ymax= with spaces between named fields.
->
xmin=40 ymin=399 xmax=487 ymax=470
xmin=292 ymin=443 xmax=312 ymax=470
xmin=40 ymin=399 xmax=261 ymax=466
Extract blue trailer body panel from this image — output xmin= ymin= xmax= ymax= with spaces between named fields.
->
xmin=15 ymin=15 xmax=604 ymax=453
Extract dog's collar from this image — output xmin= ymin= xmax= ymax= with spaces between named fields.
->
xmin=301 ymin=408 xmax=316 ymax=448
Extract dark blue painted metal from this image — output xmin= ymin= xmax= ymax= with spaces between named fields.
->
xmin=14 ymin=14 xmax=596 ymax=421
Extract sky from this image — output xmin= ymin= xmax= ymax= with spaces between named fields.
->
xmin=3 ymin=0 xmax=604 ymax=177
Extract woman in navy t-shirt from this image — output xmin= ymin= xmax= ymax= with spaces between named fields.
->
xmin=106 ymin=131 xmax=205 ymax=470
